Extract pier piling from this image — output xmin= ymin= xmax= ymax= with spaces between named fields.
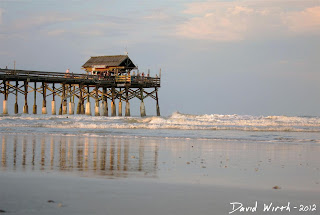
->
xmin=3 ymin=81 xmax=8 ymax=114
xmin=125 ymin=87 xmax=130 ymax=117
xmin=52 ymin=83 xmax=56 ymax=115
xmin=33 ymin=82 xmax=37 ymax=114
xmin=42 ymin=82 xmax=47 ymax=114
xmin=111 ymin=87 xmax=116 ymax=116
xmin=23 ymin=81 xmax=28 ymax=114
xmin=85 ymin=85 xmax=91 ymax=116
xmin=14 ymin=81 xmax=18 ymax=114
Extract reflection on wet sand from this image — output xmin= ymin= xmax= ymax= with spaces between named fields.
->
xmin=0 ymin=134 xmax=158 ymax=179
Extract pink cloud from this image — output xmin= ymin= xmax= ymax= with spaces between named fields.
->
xmin=284 ymin=6 xmax=320 ymax=33
xmin=177 ymin=1 xmax=320 ymax=41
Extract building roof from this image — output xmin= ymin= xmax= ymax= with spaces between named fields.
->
xmin=82 ymin=55 xmax=136 ymax=68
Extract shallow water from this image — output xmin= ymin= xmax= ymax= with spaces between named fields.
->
xmin=1 ymin=133 xmax=319 ymax=191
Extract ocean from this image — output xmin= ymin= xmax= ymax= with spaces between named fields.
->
xmin=1 ymin=112 xmax=320 ymax=144
xmin=1 ymin=112 xmax=319 ymax=214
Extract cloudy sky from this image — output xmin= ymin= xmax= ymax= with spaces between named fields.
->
xmin=0 ymin=0 xmax=319 ymax=116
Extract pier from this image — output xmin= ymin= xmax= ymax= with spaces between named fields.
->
xmin=0 ymin=55 xmax=161 ymax=116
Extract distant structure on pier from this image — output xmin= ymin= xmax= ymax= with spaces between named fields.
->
xmin=82 ymin=55 xmax=136 ymax=75
xmin=0 ymin=55 xmax=161 ymax=117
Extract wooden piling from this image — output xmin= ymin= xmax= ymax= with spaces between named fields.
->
xmin=125 ymin=87 xmax=130 ymax=116
xmin=62 ymin=84 xmax=67 ymax=115
xmin=118 ymin=88 xmax=122 ymax=116
xmin=23 ymin=81 xmax=28 ymax=114
xmin=85 ymin=85 xmax=91 ymax=116
xmin=14 ymin=81 xmax=18 ymax=114
xmin=3 ymin=80 xmax=8 ymax=114
xmin=111 ymin=87 xmax=116 ymax=116
xmin=95 ymin=85 xmax=100 ymax=116
xmin=140 ymin=88 xmax=146 ymax=117
xmin=42 ymin=82 xmax=47 ymax=114
xmin=33 ymin=82 xmax=37 ymax=114
xmin=52 ymin=83 xmax=56 ymax=115
xmin=155 ymin=87 xmax=160 ymax=116
xmin=102 ymin=87 xmax=108 ymax=116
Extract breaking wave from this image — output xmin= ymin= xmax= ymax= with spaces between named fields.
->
xmin=1 ymin=112 xmax=320 ymax=143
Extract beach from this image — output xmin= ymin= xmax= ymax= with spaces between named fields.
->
xmin=0 ymin=122 xmax=319 ymax=215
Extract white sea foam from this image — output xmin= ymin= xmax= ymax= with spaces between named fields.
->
xmin=1 ymin=112 xmax=320 ymax=143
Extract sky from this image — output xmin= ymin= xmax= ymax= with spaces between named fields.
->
xmin=0 ymin=0 xmax=319 ymax=116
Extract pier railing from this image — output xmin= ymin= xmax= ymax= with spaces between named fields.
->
xmin=0 ymin=69 xmax=160 ymax=88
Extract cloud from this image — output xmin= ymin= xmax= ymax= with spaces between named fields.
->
xmin=284 ymin=7 xmax=320 ymax=33
xmin=177 ymin=1 xmax=320 ymax=41
xmin=11 ymin=13 xmax=73 ymax=31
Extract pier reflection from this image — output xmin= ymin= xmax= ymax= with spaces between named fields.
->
xmin=0 ymin=134 xmax=158 ymax=179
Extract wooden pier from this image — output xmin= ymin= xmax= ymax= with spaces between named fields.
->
xmin=0 ymin=55 xmax=161 ymax=116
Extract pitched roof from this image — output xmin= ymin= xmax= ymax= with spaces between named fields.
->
xmin=82 ymin=55 xmax=136 ymax=68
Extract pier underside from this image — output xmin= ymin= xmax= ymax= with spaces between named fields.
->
xmin=0 ymin=69 xmax=161 ymax=116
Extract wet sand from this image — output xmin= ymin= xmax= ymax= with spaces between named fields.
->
xmin=0 ymin=133 xmax=319 ymax=215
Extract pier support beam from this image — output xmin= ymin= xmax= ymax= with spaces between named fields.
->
xmin=111 ymin=87 xmax=116 ymax=116
xmin=42 ymin=82 xmax=47 ymax=114
xmin=77 ymin=84 xmax=82 ymax=114
xmin=33 ymin=82 xmax=37 ymax=114
xmin=125 ymin=87 xmax=130 ymax=116
xmin=3 ymin=81 xmax=8 ymax=114
xmin=23 ymin=81 xmax=28 ymax=114
xmin=101 ymin=87 xmax=108 ymax=116
xmin=52 ymin=83 xmax=56 ymax=115
xmin=95 ymin=86 xmax=100 ymax=116
xmin=69 ymin=102 xmax=75 ymax=115
xmin=62 ymin=84 xmax=67 ymax=115
xmin=69 ymin=85 xmax=75 ymax=115
xmin=85 ymin=85 xmax=91 ymax=116
xmin=155 ymin=87 xmax=160 ymax=116
xmin=140 ymin=88 xmax=146 ymax=117
xmin=14 ymin=81 xmax=18 ymax=114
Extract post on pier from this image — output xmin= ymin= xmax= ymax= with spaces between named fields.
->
xmin=111 ymin=87 xmax=116 ymax=116
xmin=14 ymin=81 xmax=19 ymax=114
xmin=94 ymin=85 xmax=100 ymax=116
xmin=52 ymin=83 xmax=56 ymax=115
xmin=140 ymin=87 xmax=146 ymax=117
xmin=23 ymin=81 xmax=28 ymax=114
xmin=77 ymin=84 xmax=82 ymax=114
xmin=125 ymin=86 xmax=130 ymax=116
xmin=3 ymin=80 xmax=8 ymax=114
xmin=42 ymin=82 xmax=47 ymax=114
xmin=85 ymin=85 xmax=91 ymax=116
xmin=101 ymin=87 xmax=108 ymax=116
xmin=33 ymin=82 xmax=37 ymax=114
xmin=118 ymin=89 xmax=122 ymax=116
xmin=155 ymin=87 xmax=160 ymax=116
xmin=62 ymin=84 xmax=67 ymax=115
xmin=69 ymin=84 xmax=75 ymax=115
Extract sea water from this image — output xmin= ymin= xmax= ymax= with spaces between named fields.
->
xmin=0 ymin=112 xmax=319 ymax=144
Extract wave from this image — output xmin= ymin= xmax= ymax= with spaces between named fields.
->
xmin=1 ymin=111 xmax=320 ymax=132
